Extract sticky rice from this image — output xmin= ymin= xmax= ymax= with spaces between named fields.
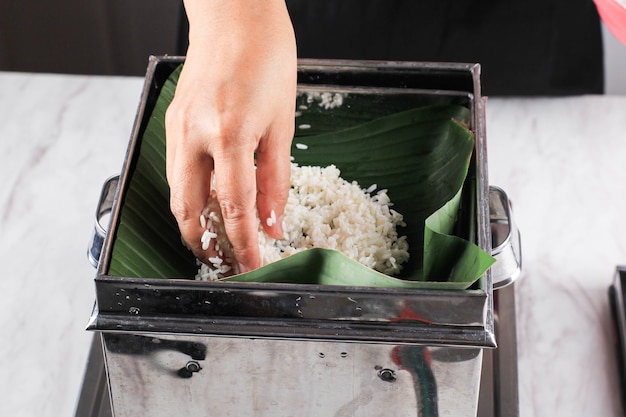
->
xmin=196 ymin=163 xmax=409 ymax=281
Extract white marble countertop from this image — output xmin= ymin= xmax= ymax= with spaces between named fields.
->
xmin=1 ymin=71 xmax=625 ymax=417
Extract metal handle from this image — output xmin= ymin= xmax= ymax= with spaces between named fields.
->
xmin=87 ymin=175 xmax=119 ymax=268
xmin=489 ymin=186 xmax=522 ymax=289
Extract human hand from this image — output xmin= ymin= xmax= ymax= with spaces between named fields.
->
xmin=165 ymin=0 xmax=297 ymax=273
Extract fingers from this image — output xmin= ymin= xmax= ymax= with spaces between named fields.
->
xmin=165 ymin=106 xmax=216 ymax=263
xmin=166 ymin=111 xmax=261 ymax=273
xmin=168 ymin=165 xmax=216 ymax=262
xmin=256 ymin=125 xmax=293 ymax=240
xmin=213 ymin=148 xmax=260 ymax=273
xmin=166 ymin=122 xmax=293 ymax=273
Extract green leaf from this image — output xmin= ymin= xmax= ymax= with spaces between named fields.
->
xmin=108 ymin=64 xmax=495 ymax=289
xmin=221 ymin=248 xmax=479 ymax=290
xmin=424 ymin=188 xmax=496 ymax=282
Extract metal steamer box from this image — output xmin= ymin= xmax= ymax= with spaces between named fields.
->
xmin=88 ymin=57 xmax=498 ymax=417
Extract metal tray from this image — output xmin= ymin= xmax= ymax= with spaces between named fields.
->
xmin=76 ymin=281 xmax=520 ymax=417
xmin=88 ymin=56 xmax=495 ymax=347
xmin=80 ymin=57 xmax=522 ymax=417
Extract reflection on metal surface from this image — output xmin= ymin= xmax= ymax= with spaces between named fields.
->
xmin=97 ymin=333 xmax=482 ymax=417
xmin=88 ymin=276 xmax=493 ymax=346
xmin=477 ymin=282 xmax=520 ymax=417
xmin=392 ymin=346 xmax=439 ymax=416
xmin=76 ymin=290 xmax=520 ymax=417
xmin=88 ymin=175 xmax=118 ymax=268
xmin=489 ymin=186 xmax=522 ymax=289
xmin=105 ymin=334 xmax=206 ymax=360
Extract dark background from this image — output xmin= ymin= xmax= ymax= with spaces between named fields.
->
xmin=0 ymin=0 xmax=181 ymax=76
xmin=0 ymin=1 xmax=624 ymax=93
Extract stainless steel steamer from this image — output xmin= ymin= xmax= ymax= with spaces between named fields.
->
xmin=77 ymin=57 xmax=522 ymax=417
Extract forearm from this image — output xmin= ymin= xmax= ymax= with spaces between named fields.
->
xmin=183 ymin=0 xmax=294 ymax=54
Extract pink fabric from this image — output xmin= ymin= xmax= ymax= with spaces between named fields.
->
xmin=595 ymin=0 xmax=626 ymax=45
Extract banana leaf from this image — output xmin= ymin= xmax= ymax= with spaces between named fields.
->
xmin=109 ymin=65 xmax=495 ymax=289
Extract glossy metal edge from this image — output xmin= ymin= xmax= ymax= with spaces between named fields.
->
xmin=489 ymin=186 xmax=523 ymax=289
xmin=88 ymin=175 xmax=120 ymax=269
xmin=73 ymin=334 xmax=113 ymax=417
xmin=87 ymin=274 xmax=491 ymax=346
xmin=609 ymin=265 xmax=626 ymax=412
xmin=473 ymin=74 xmax=496 ymax=345
xmin=96 ymin=56 xmax=162 ymax=279
xmin=478 ymin=281 xmax=520 ymax=416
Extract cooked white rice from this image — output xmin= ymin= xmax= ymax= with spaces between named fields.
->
xmin=305 ymin=91 xmax=346 ymax=110
xmin=195 ymin=163 xmax=409 ymax=281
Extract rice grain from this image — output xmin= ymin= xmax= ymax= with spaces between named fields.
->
xmin=195 ymin=163 xmax=409 ymax=281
